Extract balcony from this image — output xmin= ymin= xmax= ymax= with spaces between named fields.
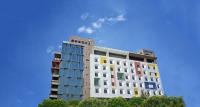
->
xmin=51 ymin=80 xmax=59 ymax=85
xmin=50 ymin=95 xmax=58 ymax=98
xmin=51 ymin=88 xmax=58 ymax=91
xmin=52 ymin=74 xmax=59 ymax=77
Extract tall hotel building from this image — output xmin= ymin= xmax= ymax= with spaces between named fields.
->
xmin=49 ymin=36 xmax=164 ymax=100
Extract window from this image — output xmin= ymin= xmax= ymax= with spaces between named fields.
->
xmin=94 ymin=78 xmax=100 ymax=86
xmin=119 ymin=82 xmax=123 ymax=86
xmin=157 ymin=84 xmax=160 ymax=88
xmin=103 ymin=60 xmax=107 ymax=64
xmin=153 ymin=91 xmax=156 ymax=95
xmin=140 ymin=83 xmax=143 ymax=88
xmin=131 ymin=69 xmax=134 ymax=73
xmin=110 ymin=60 xmax=112 ymax=64
xmin=104 ymin=80 xmax=108 ymax=85
xmin=156 ymin=78 xmax=159 ymax=82
xmin=124 ymin=62 xmax=126 ymax=66
xmin=95 ymin=88 xmax=99 ymax=93
xmin=153 ymin=66 xmax=155 ymax=70
xmin=159 ymin=91 xmax=162 ymax=95
xmin=149 ymin=72 xmax=152 ymax=76
xmin=110 ymin=67 xmax=113 ymax=71
xmin=120 ymin=89 xmax=123 ymax=94
xmin=95 ymin=65 xmax=98 ymax=69
xmin=143 ymin=71 xmax=146 ymax=75
xmin=112 ymin=82 xmax=115 ymax=86
xmin=111 ymin=75 xmax=114 ymax=78
xmin=127 ymin=90 xmax=131 ymax=94
xmin=103 ymin=73 xmax=107 ymax=77
xmin=118 ymin=68 xmax=120 ymax=72
xmin=138 ymin=77 xmax=141 ymax=81
xmin=103 ymin=66 xmax=106 ymax=70
xmin=151 ymin=77 xmax=154 ymax=81
xmin=124 ymin=68 xmax=127 ymax=72
xmin=126 ymin=82 xmax=130 ymax=87
xmin=132 ymin=76 xmax=135 ymax=80
xmin=125 ymin=75 xmax=129 ymax=79
xmin=155 ymin=73 xmax=157 ymax=76
xmin=133 ymin=83 xmax=137 ymax=87
xmin=130 ymin=63 xmax=133 ymax=67
xmin=134 ymin=90 xmax=138 ymax=95
xmin=117 ymin=61 xmax=120 ymax=65
xmin=145 ymin=77 xmax=148 ymax=81
xmin=95 ymin=58 xmax=98 ymax=62
xmin=142 ymin=65 xmax=144 ymax=68
xmin=117 ymin=73 xmax=125 ymax=80
xmin=104 ymin=88 xmax=108 ymax=93
xmin=95 ymin=72 xmax=98 ymax=77
xmin=112 ymin=89 xmax=115 ymax=94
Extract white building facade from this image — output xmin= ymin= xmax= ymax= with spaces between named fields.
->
xmin=90 ymin=46 xmax=164 ymax=98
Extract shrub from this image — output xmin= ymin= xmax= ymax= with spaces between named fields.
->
xmin=107 ymin=97 xmax=129 ymax=107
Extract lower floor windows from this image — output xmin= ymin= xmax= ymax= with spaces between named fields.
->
xmin=112 ymin=89 xmax=116 ymax=94
xmin=95 ymin=88 xmax=99 ymax=93
xmin=127 ymin=90 xmax=131 ymax=94
xmin=104 ymin=88 xmax=108 ymax=94
xmin=120 ymin=89 xmax=123 ymax=94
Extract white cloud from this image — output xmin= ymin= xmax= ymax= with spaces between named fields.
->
xmin=78 ymin=26 xmax=95 ymax=34
xmin=116 ymin=14 xmax=126 ymax=21
xmin=46 ymin=45 xmax=61 ymax=54
xmin=46 ymin=46 xmax=54 ymax=54
xmin=77 ymin=13 xmax=126 ymax=34
xmin=81 ymin=13 xmax=89 ymax=20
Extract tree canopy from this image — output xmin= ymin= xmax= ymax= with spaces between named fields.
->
xmin=38 ymin=96 xmax=185 ymax=107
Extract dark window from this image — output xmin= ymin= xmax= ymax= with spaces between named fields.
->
xmin=110 ymin=60 xmax=113 ymax=64
xmin=126 ymin=82 xmax=129 ymax=87
xmin=103 ymin=73 xmax=106 ymax=77
xmin=95 ymin=89 xmax=99 ymax=93
xmin=112 ymin=82 xmax=115 ymax=86
xmin=120 ymin=90 xmax=123 ymax=94
xmin=104 ymin=89 xmax=108 ymax=93
xmin=95 ymin=65 xmax=98 ymax=69
xmin=124 ymin=68 xmax=127 ymax=72
xmin=117 ymin=61 xmax=120 ymax=65
xmin=119 ymin=82 xmax=122 ymax=86
xmin=112 ymin=89 xmax=115 ymax=94
xmin=103 ymin=66 xmax=106 ymax=70
xmin=104 ymin=81 xmax=107 ymax=85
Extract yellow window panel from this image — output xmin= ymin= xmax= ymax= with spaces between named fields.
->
xmin=100 ymin=56 xmax=107 ymax=64
xmin=155 ymin=72 xmax=160 ymax=78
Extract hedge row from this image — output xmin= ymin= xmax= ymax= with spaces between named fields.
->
xmin=38 ymin=96 xmax=185 ymax=107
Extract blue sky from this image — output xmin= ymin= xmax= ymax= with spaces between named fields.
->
xmin=0 ymin=0 xmax=200 ymax=107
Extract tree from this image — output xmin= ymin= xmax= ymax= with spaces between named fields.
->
xmin=38 ymin=99 xmax=67 ymax=107
xmin=78 ymin=98 xmax=107 ymax=107
xmin=107 ymin=97 xmax=129 ymax=107
xmin=128 ymin=97 xmax=145 ymax=107
xmin=66 ymin=100 xmax=80 ymax=107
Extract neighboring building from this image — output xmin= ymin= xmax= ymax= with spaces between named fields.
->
xmin=49 ymin=36 xmax=164 ymax=100
xmin=49 ymin=52 xmax=61 ymax=99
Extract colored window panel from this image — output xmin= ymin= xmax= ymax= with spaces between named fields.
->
xmin=117 ymin=73 xmax=125 ymax=80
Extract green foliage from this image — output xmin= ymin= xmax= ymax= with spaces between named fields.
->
xmin=107 ymin=97 xmax=129 ymax=107
xmin=142 ymin=96 xmax=185 ymax=107
xmin=66 ymin=100 xmax=80 ymax=107
xmin=38 ymin=96 xmax=185 ymax=107
xmin=38 ymin=99 xmax=67 ymax=107
xmin=78 ymin=98 xmax=107 ymax=107
xmin=128 ymin=97 xmax=145 ymax=107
